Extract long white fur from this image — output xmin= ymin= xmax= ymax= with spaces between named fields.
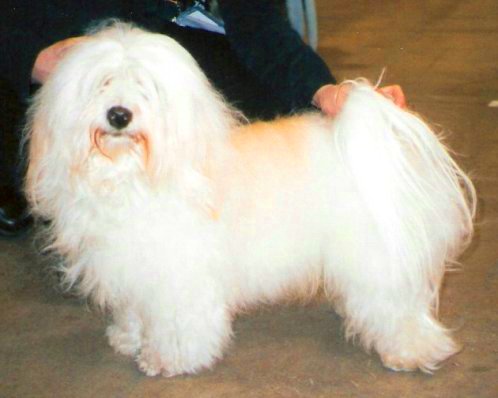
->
xmin=24 ymin=23 xmax=475 ymax=376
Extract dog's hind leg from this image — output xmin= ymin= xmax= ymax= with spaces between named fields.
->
xmin=323 ymin=199 xmax=461 ymax=373
xmin=322 ymin=82 xmax=475 ymax=372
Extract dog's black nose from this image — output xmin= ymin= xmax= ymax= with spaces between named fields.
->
xmin=107 ymin=106 xmax=133 ymax=129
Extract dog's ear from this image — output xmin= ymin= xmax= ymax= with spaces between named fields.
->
xmin=137 ymin=60 xmax=242 ymax=216
xmin=144 ymin=57 xmax=241 ymax=185
xmin=32 ymin=37 xmax=88 ymax=84
xmin=23 ymin=91 xmax=78 ymax=219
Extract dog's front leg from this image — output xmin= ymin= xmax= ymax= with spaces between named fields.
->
xmin=107 ymin=307 xmax=143 ymax=357
xmin=134 ymin=272 xmax=232 ymax=377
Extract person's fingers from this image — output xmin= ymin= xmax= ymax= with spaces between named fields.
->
xmin=377 ymin=85 xmax=407 ymax=109
xmin=32 ymin=37 xmax=87 ymax=83
xmin=55 ymin=37 xmax=87 ymax=56
xmin=313 ymin=84 xmax=352 ymax=117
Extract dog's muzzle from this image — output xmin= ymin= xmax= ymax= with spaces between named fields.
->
xmin=107 ymin=106 xmax=133 ymax=130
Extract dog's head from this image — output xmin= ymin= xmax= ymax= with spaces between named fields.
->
xmin=25 ymin=22 xmax=239 ymax=215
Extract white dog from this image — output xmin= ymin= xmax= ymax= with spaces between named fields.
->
xmin=24 ymin=23 xmax=476 ymax=376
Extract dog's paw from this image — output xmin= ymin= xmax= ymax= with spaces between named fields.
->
xmin=136 ymin=348 xmax=165 ymax=377
xmin=380 ymin=342 xmax=461 ymax=374
xmin=106 ymin=324 xmax=141 ymax=357
xmin=136 ymin=346 xmax=186 ymax=377
xmin=378 ymin=321 xmax=461 ymax=373
xmin=135 ymin=336 xmax=225 ymax=377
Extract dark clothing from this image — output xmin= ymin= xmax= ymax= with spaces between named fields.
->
xmin=1 ymin=0 xmax=334 ymax=112
xmin=0 ymin=0 xmax=335 ymax=187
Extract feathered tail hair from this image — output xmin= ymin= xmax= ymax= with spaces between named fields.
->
xmin=332 ymin=81 xmax=476 ymax=308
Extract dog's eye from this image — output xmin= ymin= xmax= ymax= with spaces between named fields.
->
xmin=135 ymin=78 xmax=155 ymax=102
xmin=98 ymin=78 xmax=113 ymax=94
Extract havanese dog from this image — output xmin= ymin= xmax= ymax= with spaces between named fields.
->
xmin=24 ymin=22 xmax=476 ymax=376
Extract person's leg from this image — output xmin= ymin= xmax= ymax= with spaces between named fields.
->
xmin=0 ymin=80 xmax=31 ymax=237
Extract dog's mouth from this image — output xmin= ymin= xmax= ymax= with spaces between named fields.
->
xmin=101 ymin=130 xmax=133 ymax=138
xmin=91 ymin=128 xmax=149 ymax=163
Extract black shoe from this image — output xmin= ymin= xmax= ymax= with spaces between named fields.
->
xmin=0 ymin=188 xmax=32 ymax=237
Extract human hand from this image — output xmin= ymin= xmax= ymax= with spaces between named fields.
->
xmin=376 ymin=84 xmax=407 ymax=109
xmin=32 ymin=37 xmax=87 ymax=84
xmin=312 ymin=83 xmax=407 ymax=117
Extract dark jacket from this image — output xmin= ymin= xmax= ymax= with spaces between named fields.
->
xmin=1 ymin=0 xmax=334 ymax=112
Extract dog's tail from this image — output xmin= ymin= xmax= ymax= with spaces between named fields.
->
xmin=331 ymin=81 xmax=476 ymax=307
